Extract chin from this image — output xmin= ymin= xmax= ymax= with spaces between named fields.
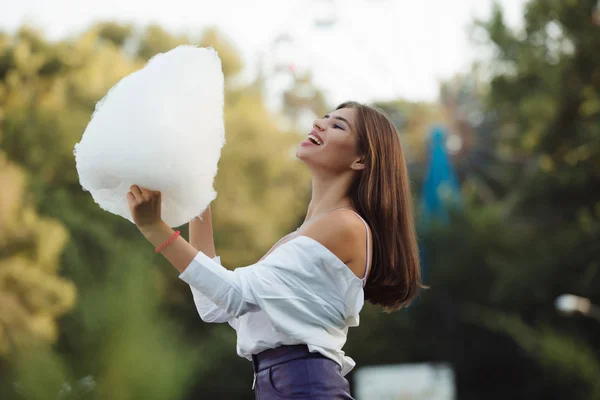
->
xmin=296 ymin=145 xmax=323 ymax=170
xmin=296 ymin=146 xmax=308 ymax=161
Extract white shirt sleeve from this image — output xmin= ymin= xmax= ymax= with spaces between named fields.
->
xmin=178 ymin=237 xmax=357 ymax=338
xmin=179 ymin=251 xmax=263 ymax=318
xmin=187 ymin=256 xmax=236 ymax=323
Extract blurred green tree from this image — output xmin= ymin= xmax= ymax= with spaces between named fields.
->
xmin=0 ymin=21 xmax=310 ymax=400
xmin=374 ymin=1 xmax=600 ymax=399
xmin=346 ymin=2 xmax=599 ymax=399
xmin=0 ymin=153 xmax=75 ymax=356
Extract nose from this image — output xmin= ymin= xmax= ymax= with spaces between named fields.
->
xmin=313 ymin=119 xmax=325 ymax=131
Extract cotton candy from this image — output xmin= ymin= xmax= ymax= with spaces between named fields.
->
xmin=74 ymin=45 xmax=225 ymax=227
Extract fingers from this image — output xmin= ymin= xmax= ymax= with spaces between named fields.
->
xmin=150 ymin=191 xmax=162 ymax=204
xmin=131 ymin=185 xmax=143 ymax=201
xmin=129 ymin=185 xmax=161 ymax=202
xmin=140 ymin=188 xmax=160 ymax=201
xmin=126 ymin=191 xmax=136 ymax=207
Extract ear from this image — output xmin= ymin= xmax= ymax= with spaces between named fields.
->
xmin=351 ymin=157 xmax=366 ymax=171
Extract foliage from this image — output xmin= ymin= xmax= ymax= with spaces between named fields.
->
xmin=0 ymin=154 xmax=74 ymax=356
xmin=396 ymin=1 xmax=600 ymax=398
xmin=0 ymin=0 xmax=599 ymax=398
xmin=0 ymin=22 xmax=309 ymax=399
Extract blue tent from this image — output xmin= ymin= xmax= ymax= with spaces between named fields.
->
xmin=421 ymin=125 xmax=461 ymax=223
xmin=419 ymin=125 xmax=461 ymax=286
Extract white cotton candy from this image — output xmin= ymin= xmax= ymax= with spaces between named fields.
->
xmin=74 ymin=45 xmax=225 ymax=227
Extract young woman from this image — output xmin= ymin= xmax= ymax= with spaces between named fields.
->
xmin=127 ymin=101 xmax=423 ymax=399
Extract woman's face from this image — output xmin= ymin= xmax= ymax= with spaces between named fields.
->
xmin=296 ymin=107 xmax=363 ymax=174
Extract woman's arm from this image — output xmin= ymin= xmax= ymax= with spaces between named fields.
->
xmin=189 ymin=206 xmax=216 ymax=258
xmin=140 ymin=218 xmax=261 ymax=317
xmin=126 ymin=186 xmax=363 ymax=321
xmin=126 ymin=187 xmax=240 ymax=322
xmin=126 ymin=186 xmax=259 ymax=317
xmin=141 ymin=220 xmax=199 ymax=273
xmin=189 ymin=256 xmax=235 ymax=324
xmin=182 ymin=207 xmax=235 ymax=323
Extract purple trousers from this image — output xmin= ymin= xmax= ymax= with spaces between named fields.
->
xmin=251 ymin=345 xmax=354 ymax=400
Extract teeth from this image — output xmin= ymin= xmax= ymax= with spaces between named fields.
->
xmin=308 ymin=134 xmax=323 ymax=145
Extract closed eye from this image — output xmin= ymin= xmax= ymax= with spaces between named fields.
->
xmin=324 ymin=114 xmax=349 ymax=130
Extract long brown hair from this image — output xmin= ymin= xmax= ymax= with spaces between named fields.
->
xmin=337 ymin=101 xmax=423 ymax=312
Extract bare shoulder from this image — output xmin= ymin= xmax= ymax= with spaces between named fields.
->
xmin=300 ymin=210 xmax=368 ymax=277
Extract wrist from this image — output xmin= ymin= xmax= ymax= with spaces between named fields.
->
xmin=140 ymin=220 xmax=172 ymax=247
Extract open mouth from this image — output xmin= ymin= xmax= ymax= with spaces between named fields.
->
xmin=307 ymin=133 xmax=323 ymax=145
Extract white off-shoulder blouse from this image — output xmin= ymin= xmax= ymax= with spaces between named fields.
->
xmin=179 ymin=235 xmax=368 ymax=376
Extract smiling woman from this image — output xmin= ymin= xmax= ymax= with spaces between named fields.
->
xmin=127 ymin=101 xmax=423 ymax=399
xmin=297 ymin=102 xmax=422 ymax=310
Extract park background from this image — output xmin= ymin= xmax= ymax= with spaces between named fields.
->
xmin=0 ymin=0 xmax=599 ymax=398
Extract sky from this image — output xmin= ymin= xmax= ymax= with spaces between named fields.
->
xmin=1 ymin=0 xmax=527 ymax=104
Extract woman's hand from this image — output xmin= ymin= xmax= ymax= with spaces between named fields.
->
xmin=126 ymin=185 xmax=200 ymax=272
xmin=127 ymin=185 xmax=163 ymax=231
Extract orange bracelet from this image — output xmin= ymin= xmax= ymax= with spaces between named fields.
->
xmin=155 ymin=230 xmax=181 ymax=253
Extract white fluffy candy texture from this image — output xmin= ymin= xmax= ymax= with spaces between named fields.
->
xmin=74 ymin=45 xmax=225 ymax=228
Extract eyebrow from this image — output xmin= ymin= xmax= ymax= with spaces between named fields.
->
xmin=324 ymin=114 xmax=352 ymax=129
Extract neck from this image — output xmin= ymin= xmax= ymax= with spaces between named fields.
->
xmin=304 ymin=171 xmax=355 ymax=222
